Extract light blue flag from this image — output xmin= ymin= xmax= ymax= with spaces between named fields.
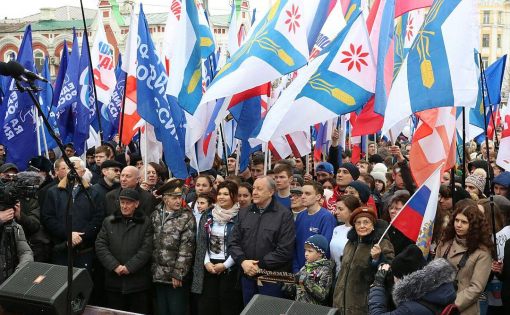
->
xmin=0 ymin=25 xmax=38 ymax=169
xmin=382 ymin=0 xmax=479 ymax=134
xmin=255 ymin=12 xmax=376 ymax=143
xmin=200 ymin=0 xmax=330 ymax=106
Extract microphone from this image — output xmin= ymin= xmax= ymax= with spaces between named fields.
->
xmin=6 ymin=60 xmax=48 ymax=83
xmin=0 ymin=61 xmax=9 ymax=76
xmin=0 ymin=61 xmax=28 ymax=82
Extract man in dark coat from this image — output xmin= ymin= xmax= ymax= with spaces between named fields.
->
xmin=104 ymin=166 xmax=155 ymax=217
xmin=229 ymin=176 xmax=295 ymax=305
xmin=92 ymin=160 xmax=122 ymax=202
xmin=95 ymin=188 xmax=153 ymax=314
xmin=41 ymin=157 xmax=104 ymax=271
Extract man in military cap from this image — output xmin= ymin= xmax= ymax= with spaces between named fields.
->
xmin=151 ymin=179 xmax=196 ymax=315
xmin=95 ymin=188 xmax=153 ymax=313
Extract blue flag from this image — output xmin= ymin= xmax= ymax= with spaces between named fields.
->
xmin=74 ymin=34 xmax=94 ymax=155
xmin=52 ymin=41 xmax=69 ymax=109
xmin=0 ymin=25 xmax=38 ymax=169
xmin=470 ymin=55 xmax=507 ymax=130
xmin=37 ymin=56 xmax=57 ymax=151
xmin=102 ymin=55 xmax=126 ymax=141
xmin=56 ymin=29 xmax=80 ymax=145
xmin=137 ymin=4 xmax=188 ymax=178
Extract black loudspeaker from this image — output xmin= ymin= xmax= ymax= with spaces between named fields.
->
xmin=241 ymin=294 xmax=338 ymax=315
xmin=0 ymin=262 xmax=93 ymax=315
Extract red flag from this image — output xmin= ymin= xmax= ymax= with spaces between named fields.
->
xmin=351 ymin=98 xmax=384 ymax=136
xmin=395 ymin=0 xmax=433 ymax=18
xmin=410 ymin=107 xmax=456 ymax=186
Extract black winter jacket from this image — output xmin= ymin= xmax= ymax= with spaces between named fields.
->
xmin=95 ymin=209 xmax=153 ymax=294
xmin=41 ymin=178 xmax=104 ymax=248
xmin=92 ymin=177 xmax=120 ymax=202
xmin=105 ymin=186 xmax=155 ymax=217
xmin=228 ymin=198 xmax=295 ymax=271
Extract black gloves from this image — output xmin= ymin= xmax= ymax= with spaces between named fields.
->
xmin=372 ymin=266 xmax=390 ymax=288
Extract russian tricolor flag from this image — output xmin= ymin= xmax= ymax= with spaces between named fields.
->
xmin=390 ymin=165 xmax=441 ymax=256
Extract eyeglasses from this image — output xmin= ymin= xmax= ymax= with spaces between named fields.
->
xmin=354 ymin=220 xmax=373 ymax=227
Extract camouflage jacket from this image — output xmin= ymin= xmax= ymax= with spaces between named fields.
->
xmin=151 ymin=205 xmax=196 ymax=284
xmin=283 ymin=258 xmax=334 ymax=305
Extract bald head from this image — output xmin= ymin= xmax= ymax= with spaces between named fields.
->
xmin=252 ymin=176 xmax=275 ymax=208
xmin=120 ymin=166 xmax=140 ymax=189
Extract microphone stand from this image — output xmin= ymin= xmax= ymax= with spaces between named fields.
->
xmin=14 ymin=78 xmax=95 ymax=315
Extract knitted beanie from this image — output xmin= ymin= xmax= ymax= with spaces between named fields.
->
xmin=304 ymin=234 xmax=329 ymax=256
xmin=465 ymin=173 xmax=486 ymax=193
xmin=347 ymin=180 xmax=371 ymax=204
xmin=339 ymin=163 xmax=360 ymax=180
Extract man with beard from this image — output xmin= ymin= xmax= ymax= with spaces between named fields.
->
xmin=93 ymin=160 xmax=123 ymax=202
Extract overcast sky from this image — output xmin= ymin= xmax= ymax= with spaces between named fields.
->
xmin=0 ymin=0 xmax=270 ymax=19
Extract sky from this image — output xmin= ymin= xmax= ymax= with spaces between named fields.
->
xmin=0 ymin=0 xmax=270 ymax=20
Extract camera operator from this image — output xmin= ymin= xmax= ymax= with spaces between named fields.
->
xmin=1 ymin=160 xmax=52 ymax=263
xmin=0 ymin=205 xmax=34 ymax=284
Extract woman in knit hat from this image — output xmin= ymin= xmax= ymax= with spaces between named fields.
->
xmin=465 ymin=173 xmax=487 ymax=200
xmin=332 ymin=206 xmax=395 ymax=314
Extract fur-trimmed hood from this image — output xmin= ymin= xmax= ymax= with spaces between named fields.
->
xmin=392 ymin=258 xmax=457 ymax=306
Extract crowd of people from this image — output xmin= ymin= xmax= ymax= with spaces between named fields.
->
xmin=0 ymin=133 xmax=509 ymax=315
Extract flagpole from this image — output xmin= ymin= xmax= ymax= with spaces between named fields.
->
xmin=40 ymin=116 xmax=50 ymax=159
xmin=143 ymin=122 xmax=148 ymax=183
xmin=118 ymin=75 xmax=128 ymax=147
xmin=35 ymin=108 xmax=42 ymax=156
xmin=479 ymin=53 xmax=498 ymax=257
xmin=479 ymin=58 xmax=500 ymax=148
xmin=462 ymin=107 xmax=466 ymax=186
xmin=219 ymin=121 xmax=230 ymax=176
xmin=235 ymin=139 xmax=240 ymax=176
xmin=79 ymin=0 xmax=103 ymax=142
xmin=264 ymin=143 xmax=269 ymax=176
xmin=309 ymin=126 xmax=314 ymax=176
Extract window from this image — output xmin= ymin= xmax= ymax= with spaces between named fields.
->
xmin=482 ymin=34 xmax=490 ymax=48
xmin=482 ymin=57 xmax=489 ymax=69
xmin=4 ymin=51 xmax=16 ymax=62
xmin=483 ymin=11 xmax=490 ymax=24
xmin=498 ymin=11 xmax=502 ymax=24
xmin=497 ymin=34 xmax=502 ymax=48
xmin=34 ymin=50 xmax=45 ymax=73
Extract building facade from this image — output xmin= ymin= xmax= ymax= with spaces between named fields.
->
xmin=478 ymin=0 xmax=510 ymax=104
xmin=0 ymin=0 xmax=251 ymax=78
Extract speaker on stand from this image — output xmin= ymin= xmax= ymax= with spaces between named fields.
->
xmin=0 ymin=262 xmax=93 ymax=315
xmin=241 ymin=294 xmax=338 ymax=315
